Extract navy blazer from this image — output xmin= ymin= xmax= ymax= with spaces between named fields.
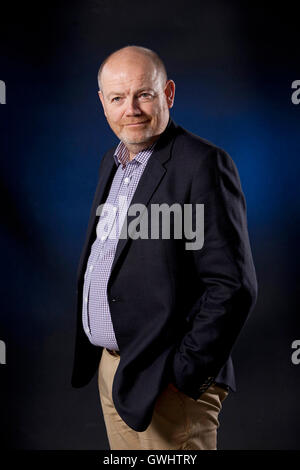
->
xmin=71 ymin=117 xmax=258 ymax=432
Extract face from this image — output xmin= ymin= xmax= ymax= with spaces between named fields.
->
xmin=98 ymin=53 xmax=175 ymax=154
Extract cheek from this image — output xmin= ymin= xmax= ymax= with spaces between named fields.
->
xmin=142 ymin=103 xmax=157 ymax=116
xmin=107 ymin=108 xmax=123 ymax=124
xmin=151 ymin=102 xmax=164 ymax=118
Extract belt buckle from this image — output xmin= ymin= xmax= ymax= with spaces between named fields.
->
xmin=107 ymin=348 xmax=120 ymax=357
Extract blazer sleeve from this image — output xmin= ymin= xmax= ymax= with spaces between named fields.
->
xmin=171 ymin=146 xmax=258 ymax=399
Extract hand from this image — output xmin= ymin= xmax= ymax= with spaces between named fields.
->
xmin=169 ymin=382 xmax=179 ymax=392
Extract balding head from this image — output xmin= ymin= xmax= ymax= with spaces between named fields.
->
xmin=97 ymin=45 xmax=175 ymax=158
xmin=98 ymin=45 xmax=167 ymax=92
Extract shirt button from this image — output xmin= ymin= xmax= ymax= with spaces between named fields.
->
xmin=124 ymin=177 xmax=130 ymax=185
xmin=113 ymin=206 xmax=117 ymax=212
xmin=84 ymin=326 xmax=90 ymax=334
xmin=89 ymin=265 xmax=93 ymax=271
xmin=85 ymin=297 xmax=88 ymax=303
xmin=101 ymin=234 xmax=107 ymax=241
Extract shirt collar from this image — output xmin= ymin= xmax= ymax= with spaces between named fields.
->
xmin=113 ymin=140 xmax=157 ymax=168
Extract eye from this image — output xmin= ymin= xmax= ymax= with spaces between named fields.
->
xmin=140 ymin=93 xmax=152 ymax=99
xmin=112 ymin=96 xmax=122 ymax=103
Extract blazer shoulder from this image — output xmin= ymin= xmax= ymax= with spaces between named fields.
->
xmin=97 ymin=144 xmax=117 ymax=173
xmin=101 ymin=144 xmax=117 ymax=163
xmin=172 ymin=124 xmax=239 ymax=184
xmin=174 ymin=124 xmax=231 ymax=163
xmin=171 ymin=124 xmax=241 ymax=195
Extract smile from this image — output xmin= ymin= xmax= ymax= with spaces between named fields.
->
xmin=125 ymin=121 xmax=149 ymax=127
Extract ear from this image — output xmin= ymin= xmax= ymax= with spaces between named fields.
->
xmin=98 ymin=90 xmax=107 ymax=117
xmin=164 ymin=80 xmax=175 ymax=109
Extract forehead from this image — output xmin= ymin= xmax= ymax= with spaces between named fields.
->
xmin=101 ymin=57 xmax=161 ymax=93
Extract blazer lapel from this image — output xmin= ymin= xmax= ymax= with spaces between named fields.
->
xmin=109 ymin=118 xmax=178 ymax=280
xmin=94 ymin=153 xmax=117 ymax=215
xmin=77 ymin=118 xmax=178 ymax=286
xmin=76 ymin=152 xmax=117 ymax=284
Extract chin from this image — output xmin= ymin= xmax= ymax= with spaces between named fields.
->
xmin=123 ymin=132 xmax=151 ymax=145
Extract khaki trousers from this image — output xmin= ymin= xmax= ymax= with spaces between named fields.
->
xmin=98 ymin=347 xmax=228 ymax=450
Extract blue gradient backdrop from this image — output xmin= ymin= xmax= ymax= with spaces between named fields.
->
xmin=0 ymin=1 xmax=299 ymax=450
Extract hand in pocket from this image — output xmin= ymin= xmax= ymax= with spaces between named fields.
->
xmin=168 ymin=382 xmax=180 ymax=392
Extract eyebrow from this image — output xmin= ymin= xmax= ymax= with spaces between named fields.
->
xmin=107 ymin=88 xmax=155 ymax=98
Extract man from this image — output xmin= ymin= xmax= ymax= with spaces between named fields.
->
xmin=71 ymin=45 xmax=258 ymax=450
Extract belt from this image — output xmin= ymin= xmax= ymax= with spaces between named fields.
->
xmin=106 ymin=348 xmax=120 ymax=357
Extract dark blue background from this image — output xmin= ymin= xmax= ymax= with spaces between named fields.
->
xmin=1 ymin=1 xmax=299 ymax=449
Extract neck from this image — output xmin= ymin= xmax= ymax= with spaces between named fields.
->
xmin=126 ymin=136 xmax=159 ymax=161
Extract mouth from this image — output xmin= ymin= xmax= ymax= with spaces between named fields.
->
xmin=125 ymin=120 xmax=149 ymax=127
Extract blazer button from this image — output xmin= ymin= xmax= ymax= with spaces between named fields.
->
xmin=111 ymin=298 xmax=117 ymax=302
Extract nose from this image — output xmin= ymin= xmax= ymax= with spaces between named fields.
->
xmin=125 ymin=96 xmax=142 ymax=116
